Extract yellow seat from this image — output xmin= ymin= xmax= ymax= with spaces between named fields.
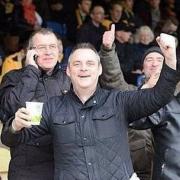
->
xmin=0 ymin=123 xmax=10 ymax=180
xmin=0 ymin=148 xmax=10 ymax=172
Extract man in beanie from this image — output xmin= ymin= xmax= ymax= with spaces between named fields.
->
xmin=100 ymin=25 xmax=165 ymax=180
xmin=140 ymin=46 xmax=164 ymax=87
xmin=100 ymin=25 xmax=180 ymax=179
xmin=130 ymin=54 xmax=180 ymax=179
xmin=128 ymin=46 xmax=165 ymax=180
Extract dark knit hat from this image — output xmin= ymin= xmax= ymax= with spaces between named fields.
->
xmin=142 ymin=46 xmax=164 ymax=62
xmin=115 ymin=21 xmax=134 ymax=32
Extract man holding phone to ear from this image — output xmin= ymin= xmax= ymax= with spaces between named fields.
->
xmin=0 ymin=28 xmax=71 ymax=180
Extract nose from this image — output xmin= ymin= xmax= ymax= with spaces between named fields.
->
xmin=80 ymin=63 xmax=88 ymax=71
xmin=45 ymin=46 xmax=51 ymax=51
xmin=44 ymin=47 xmax=53 ymax=55
xmin=152 ymin=60 xmax=159 ymax=66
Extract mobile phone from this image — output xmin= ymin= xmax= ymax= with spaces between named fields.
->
xmin=33 ymin=54 xmax=38 ymax=64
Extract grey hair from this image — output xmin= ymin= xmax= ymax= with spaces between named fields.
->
xmin=134 ymin=26 xmax=154 ymax=44
xmin=68 ymin=43 xmax=100 ymax=64
xmin=27 ymin=28 xmax=62 ymax=50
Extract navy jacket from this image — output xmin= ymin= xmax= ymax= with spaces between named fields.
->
xmin=2 ymin=64 xmax=179 ymax=180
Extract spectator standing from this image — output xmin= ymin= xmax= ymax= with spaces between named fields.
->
xmin=77 ymin=5 xmax=106 ymax=51
xmin=102 ymin=1 xmax=123 ymax=30
xmin=66 ymin=0 xmax=92 ymax=43
xmin=0 ymin=28 xmax=71 ymax=180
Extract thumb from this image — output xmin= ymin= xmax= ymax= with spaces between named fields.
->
xmin=110 ymin=24 xmax=115 ymax=34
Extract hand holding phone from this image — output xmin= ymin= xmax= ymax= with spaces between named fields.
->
xmin=25 ymin=49 xmax=39 ymax=69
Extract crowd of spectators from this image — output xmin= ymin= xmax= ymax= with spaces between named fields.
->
xmin=0 ymin=1 xmax=180 ymax=179
xmin=0 ymin=0 xmax=180 ymax=84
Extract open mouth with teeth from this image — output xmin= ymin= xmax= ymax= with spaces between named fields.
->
xmin=78 ymin=75 xmax=91 ymax=78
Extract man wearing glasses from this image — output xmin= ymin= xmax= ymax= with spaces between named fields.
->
xmin=0 ymin=28 xmax=71 ymax=180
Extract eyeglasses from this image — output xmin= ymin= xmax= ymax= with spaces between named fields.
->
xmin=31 ymin=44 xmax=58 ymax=53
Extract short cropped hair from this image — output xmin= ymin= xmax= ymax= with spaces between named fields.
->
xmin=68 ymin=43 xmax=100 ymax=64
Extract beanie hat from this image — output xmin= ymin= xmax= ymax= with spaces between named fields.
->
xmin=114 ymin=21 xmax=134 ymax=33
xmin=142 ymin=46 xmax=164 ymax=62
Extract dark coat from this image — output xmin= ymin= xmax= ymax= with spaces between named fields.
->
xmin=0 ymin=64 xmax=70 ymax=180
xmin=1 ymin=64 xmax=179 ymax=180
xmin=115 ymin=41 xmax=135 ymax=74
xmin=76 ymin=20 xmax=106 ymax=51
xmin=130 ymin=93 xmax=180 ymax=180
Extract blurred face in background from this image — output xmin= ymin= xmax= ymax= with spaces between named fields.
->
xmin=136 ymin=26 xmax=154 ymax=45
xmin=91 ymin=6 xmax=105 ymax=24
xmin=21 ymin=0 xmax=33 ymax=5
xmin=115 ymin=31 xmax=132 ymax=43
xmin=139 ymin=31 xmax=154 ymax=45
xmin=149 ymin=0 xmax=161 ymax=9
xmin=124 ymin=0 xmax=134 ymax=10
xmin=79 ymin=0 xmax=92 ymax=14
xmin=110 ymin=4 xmax=123 ymax=23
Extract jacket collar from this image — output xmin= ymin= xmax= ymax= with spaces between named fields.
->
xmin=69 ymin=84 xmax=105 ymax=108
xmin=40 ymin=62 xmax=60 ymax=77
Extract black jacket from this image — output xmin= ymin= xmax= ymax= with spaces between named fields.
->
xmin=76 ymin=20 xmax=106 ymax=51
xmin=130 ymin=93 xmax=180 ymax=180
xmin=99 ymin=44 xmax=154 ymax=180
xmin=2 ymin=64 xmax=179 ymax=180
xmin=0 ymin=64 xmax=70 ymax=180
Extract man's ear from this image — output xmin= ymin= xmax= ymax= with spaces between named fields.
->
xmin=66 ymin=66 xmax=70 ymax=77
xmin=98 ymin=64 xmax=102 ymax=76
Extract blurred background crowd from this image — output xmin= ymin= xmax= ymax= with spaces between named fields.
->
xmin=0 ymin=0 xmax=180 ymax=85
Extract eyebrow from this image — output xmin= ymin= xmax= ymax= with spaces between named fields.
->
xmin=35 ymin=43 xmax=57 ymax=46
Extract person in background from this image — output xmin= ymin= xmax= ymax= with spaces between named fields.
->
xmin=132 ymin=25 xmax=155 ymax=74
xmin=133 ymin=0 xmax=161 ymax=31
xmin=76 ymin=5 xmax=106 ymax=51
xmin=120 ymin=0 xmax=141 ymax=32
xmin=114 ymin=22 xmax=135 ymax=84
xmin=0 ymin=48 xmax=26 ymax=81
xmin=13 ymin=0 xmax=43 ymax=44
xmin=102 ymin=1 xmax=123 ymax=30
xmin=129 ymin=56 xmax=180 ymax=179
xmin=155 ymin=16 xmax=179 ymax=37
xmin=66 ymin=0 xmax=92 ymax=43
xmin=149 ymin=0 xmax=162 ymax=30
xmin=47 ymin=0 xmax=65 ymax=23
xmin=0 ymin=55 xmax=2 ymax=82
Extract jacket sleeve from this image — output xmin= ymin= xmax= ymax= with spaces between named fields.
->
xmin=99 ymin=44 xmax=136 ymax=91
xmin=1 ymin=101 xmax=51 ymax=147
xmin=129 ymin=108 xmax=164 ymax=129
xmin=0 ymin=65 xmax=41 ymax=123
xmin=117 ymin=64 xmax=180 ymax=123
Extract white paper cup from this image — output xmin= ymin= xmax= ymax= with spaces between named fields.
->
xmin=160 ymin=33 xmax=176 ymax=48
xmin=26 ymin=102 xmax=43 ymax=125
